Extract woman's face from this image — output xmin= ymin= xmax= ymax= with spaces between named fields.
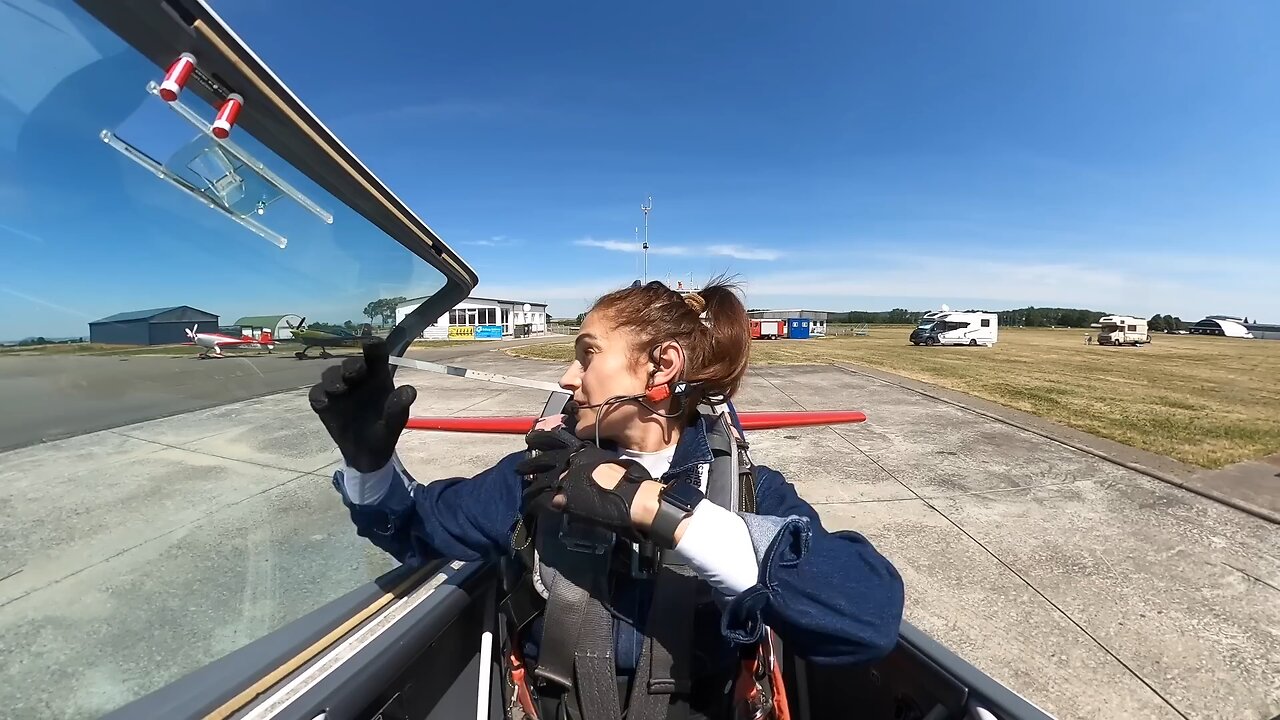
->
xmin=559 ymin=311 xmax=651 ymax=440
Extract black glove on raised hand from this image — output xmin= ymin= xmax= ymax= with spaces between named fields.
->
xmin=308 ymin=339 xmax=416 ymax=473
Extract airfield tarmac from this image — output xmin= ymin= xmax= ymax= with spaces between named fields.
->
xmin=0 ymin=344 xmax=1276 ymax=719
xmin=0 ymin=337 xmax=554 ymax=452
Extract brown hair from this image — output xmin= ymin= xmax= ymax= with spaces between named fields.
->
xmin=589 ymin=274 xmax=751 ymax=402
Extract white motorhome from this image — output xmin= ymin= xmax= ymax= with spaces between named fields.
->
xmin=1097 ymin=315 xmax=1149 ymax=345
xmin=910 ymin=311 xmax=998 ymax=346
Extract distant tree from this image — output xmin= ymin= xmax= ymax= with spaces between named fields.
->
xmin=372 ymin=300 xmax=391 ymax=325
xmin=1171 ymin=316 xmax=1185 ymax=331
xmin=343 ymin=320 xmax=356 ymax=331
xmin=362 ymin=301 xmax=379 ymax=324
xmin=1149 ymin=314 xmax=1166 ymax=332
xmin=380 ymin=296 xmax=408 ymax=325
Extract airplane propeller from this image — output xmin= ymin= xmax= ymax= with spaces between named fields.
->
xmin=185 ymin=324 xmax=198 ymax=340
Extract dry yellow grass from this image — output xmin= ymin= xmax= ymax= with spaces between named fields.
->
xmin=0 ymin=343 xmax=197 ymax=357
xmin=507 ymin=327 xmax=1280 ymax=469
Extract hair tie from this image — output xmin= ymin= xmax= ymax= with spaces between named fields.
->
xmin=683 ymin=292 xmax=707 ymax=313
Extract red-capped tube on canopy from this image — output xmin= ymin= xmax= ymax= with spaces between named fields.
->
xmin=404 ymin=410 xmax=866 ymax=434
xmin=158 ymin=53 xmax=197 ymax=102
xmin=211 ymin=93 xmax=243 ymax=139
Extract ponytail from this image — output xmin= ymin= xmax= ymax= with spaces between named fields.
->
xmin=682 ymin=279 xmax=751 ymax=400
xmin=590 ymin=273 xmax=751 ymax=402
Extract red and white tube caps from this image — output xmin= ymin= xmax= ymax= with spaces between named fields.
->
xmin=158 ymin=53 xmax=197 ymax=102
xmin=211 ymin=93 xmax=244 ymax=139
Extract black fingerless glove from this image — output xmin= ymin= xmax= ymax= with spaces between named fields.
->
xmin=555 ymin=455 xmax=652 ymax=541
xmin=516 ymin=426 xmax=652 ymax=539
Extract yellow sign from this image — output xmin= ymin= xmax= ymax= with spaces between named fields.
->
xmin=448 ymin=326 xmax=475 ymax=339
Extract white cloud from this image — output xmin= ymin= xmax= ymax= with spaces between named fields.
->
xmin=706 ymin=244 xmax=781 ymax=261
xmin=0 ymin=221 xmax=46 ymax=245
xmin=574 ymin=237 xmax=780 ymax=260
xmin=459 ymin=235 xmax=521 ymax=247
xmin=575 ymin=238 xmax=687 ymax=255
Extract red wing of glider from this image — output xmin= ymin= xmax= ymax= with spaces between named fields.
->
xmin=405 ymin=410 xmax=866 ymax=434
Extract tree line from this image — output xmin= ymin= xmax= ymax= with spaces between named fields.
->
xmin=826 ymin=307 xmax=1193 ymax=330
xmin=363 ymin=297 xmax=409 ymax=326
xmin=1147 ymin=314 xmax=1188 ymax=332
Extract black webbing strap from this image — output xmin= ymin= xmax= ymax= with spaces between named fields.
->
xmin=531 ymin=533 xmax=625 ymax=720
xmin=572 ymin=591 xmax=624 ymax=720
xmin=702 ymin=412 xmax=736 ymax=509
xmin=624 ymin=563 xmax=697 ymax=720
xmin=533 ymin=556 xmax=593 ymax=689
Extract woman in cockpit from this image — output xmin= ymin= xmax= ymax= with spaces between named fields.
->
xmin=309 ymin=278 xmax=904 ymax=720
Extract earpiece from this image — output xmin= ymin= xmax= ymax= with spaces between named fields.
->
xmin=644 ymin=383 xmax=672 ymax=402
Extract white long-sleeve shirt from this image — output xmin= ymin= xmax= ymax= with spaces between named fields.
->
xmin=616 ymin=445 xmax=759 ymax=597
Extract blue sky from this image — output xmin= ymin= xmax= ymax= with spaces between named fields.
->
xmin=213 ymin=0 xmax=1280 ymax=321
xmin=3 ymin=1 xmax=1278 ymax=340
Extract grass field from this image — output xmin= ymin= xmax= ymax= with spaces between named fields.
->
xmin=507 ymin=327 xmax=1280 ymax=469
xmin=0 ymin=337 xmax=515 ymax=358
xmin=0 ymin=343 xmax=200 ymax=357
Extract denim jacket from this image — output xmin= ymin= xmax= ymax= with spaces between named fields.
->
xmin=332 ymin=413 xmax=904 ymax=675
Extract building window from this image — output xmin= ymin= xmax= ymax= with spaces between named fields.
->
xmin=502 ymin=308 xmax=510 ymax=327
xmin=981 ymin=319 xmax=991 ymax=327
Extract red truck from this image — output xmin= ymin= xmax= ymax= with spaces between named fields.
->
xmin=751 ymin=318 xmax=785 ymax=340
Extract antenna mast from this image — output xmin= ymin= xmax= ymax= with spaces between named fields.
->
xmin=641 ymin=195 xmax=652 ymax=284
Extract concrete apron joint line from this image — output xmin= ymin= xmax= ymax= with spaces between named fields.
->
xmin=829 ymin=363 xmax=1280 ymax=527
xmin=754 ymin=369 xmax=1195 ymax=720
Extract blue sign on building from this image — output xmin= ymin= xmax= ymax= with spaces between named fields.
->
xmin=474 ymin=324 xmax=504 ymax=339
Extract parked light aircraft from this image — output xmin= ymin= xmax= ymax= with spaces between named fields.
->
xmin=183 ymin=324 xmax=274 ymax=358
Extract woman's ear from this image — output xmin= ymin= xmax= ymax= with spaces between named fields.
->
xmin=647 ymin=341 xmax=685 ymax=389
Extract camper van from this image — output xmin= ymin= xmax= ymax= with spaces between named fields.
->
xmin=910 ymin=311 xmax=999 ymax=346
xmin=1097 ymin=316 xmax=1150 ymax=345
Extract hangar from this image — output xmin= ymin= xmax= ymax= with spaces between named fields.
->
xmin=88 ymin=306 xmax=219 ymax=345
xmin=233 ymin=314 xmax=304 ymax=341
xmin=1190 ymin=315 xmax=1280 ymax=340
xmin=395 ymin=295 xmax=548 ymax=339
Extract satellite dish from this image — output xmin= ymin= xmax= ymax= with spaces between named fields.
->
xmin=941 ymin=304 xmax=950 ymax=311
xmin=523 ymin=303 xmax=531 ymax=313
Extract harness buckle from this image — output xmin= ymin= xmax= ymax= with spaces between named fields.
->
xmin=557 ymin=515 xmax=614 ymax=554
xmin=630 ymin=540 xmax=662 ymax=577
